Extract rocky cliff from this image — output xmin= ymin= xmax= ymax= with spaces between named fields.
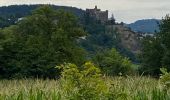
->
xmin=106 ymin=24 xmax=140 ymax=54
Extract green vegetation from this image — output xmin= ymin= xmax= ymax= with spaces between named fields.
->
xmin=1 ymin=4 xmax=170 ymax=99
xmin=93 ymin=48 xmax=134 ymax=76
xmin=0 ymin=6 xmax=86 ymax=78
xmin=0 ymin=4 xmax=137 ymax=62
xmin=140 ymin=15 xmax=170 ymax=76
xmin=80 ymin=12 xmax=137 ymax=62
xmin=0 ymin=5 xmax=137 ymax=79
xmin=0 ymin=5 xmax=84 ymax=28
xmin=0 ymin=63 xmax=169 ymax=99
xmin=0 ymin=78 xmax=164 ymax=100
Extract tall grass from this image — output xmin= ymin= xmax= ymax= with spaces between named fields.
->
xmin=0 ymin=76 xmax=169 ymax=100
xmin=0 ymin=63 xmax=169 ymax=100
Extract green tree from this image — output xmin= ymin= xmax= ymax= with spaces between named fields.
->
xmin=93 ymin=48 xmax=133 ymax=76
xmin=139 ymin=36 xmax=163 ymax=75
xmin=140 ymin=15 xmax=170 ymax=75
xmin=0 ymin=6 xmax=86 ymax=78
xmin=159 ymin=15 xmax=170 ymax=67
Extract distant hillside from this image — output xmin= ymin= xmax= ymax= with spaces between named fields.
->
xmin=0 ymin=5 xmax=85 ymax=28
xmin=0 ymin=5 xmax=139 ymax=62
xmin=127 ymin=19 xmax=161 ymax=33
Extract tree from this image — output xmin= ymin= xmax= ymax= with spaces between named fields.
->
xmin=140 ymin=15 xmax=170 ymax=75
xmin=0 ymin=5 xmax=86 ymax=78
xmin=93 ymin=48 xmax=133 ymax=76
xmin=139 ymin=36 xmax=163 ymax=75
xmin=159 ymin=15 xmax=170 ymax=67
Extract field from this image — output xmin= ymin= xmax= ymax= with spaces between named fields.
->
xmin=0 ymin=76 xmax=169 ymax=100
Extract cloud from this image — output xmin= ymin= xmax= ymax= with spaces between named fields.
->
xmin=0 ymin=0 xmax=170 ymax=23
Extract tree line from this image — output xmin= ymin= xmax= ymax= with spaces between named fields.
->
xmin=0 ymin=5 xmax=169 ymax=78
xmin=0 ymin=6 xmax=134 ymax=79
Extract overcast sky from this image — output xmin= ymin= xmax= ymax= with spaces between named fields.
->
xmin=0 ymin=0 xmax=170 ymax=23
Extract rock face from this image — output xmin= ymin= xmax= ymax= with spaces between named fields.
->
xmin=106 ymin=24 xmax=140 ymax=54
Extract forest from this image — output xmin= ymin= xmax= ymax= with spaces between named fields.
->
xmin=0 ymin=5 xmax=170 ymax=99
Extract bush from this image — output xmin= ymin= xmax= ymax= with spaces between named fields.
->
xmin=160 ymin=68 xmax=170 ymax=92
xmin=57 ymin=62 xmax=108 ymax=100
xmin=93 ymin=48 xmax=134 ymax=76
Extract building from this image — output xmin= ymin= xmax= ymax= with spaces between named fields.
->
xmin=86 ymin=5 xmax=108 ymax=24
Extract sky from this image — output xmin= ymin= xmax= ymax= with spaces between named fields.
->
xmin=0 ymin=0 xmax=170 ymax=23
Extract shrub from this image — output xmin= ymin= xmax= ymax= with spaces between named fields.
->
xmin=57 ymin=62 xmax=108 ymax=100
xmin=160 ymin=68 xmax=170 ymax=92
xmin=94 ymin=48 xmax=134 ymax=76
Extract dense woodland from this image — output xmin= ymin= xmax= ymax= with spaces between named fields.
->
xmin=0 ymin=5 xmax=135 ymax=62
xmin=0 ymin=5 xmax=84 ymax=28
xmin=0 ymin=5 xmax=170 ymax=79
xmin=0 ymin=5 xmax=133 ymax=79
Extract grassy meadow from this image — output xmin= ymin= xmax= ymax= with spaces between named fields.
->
xmin=0 ymin=76 xmax=169 ymax=100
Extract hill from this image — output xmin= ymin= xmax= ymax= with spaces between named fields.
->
xmin=0 ymin=5 xmax=139 ymax=62
xmin=0 ymin=5 xmax=85 ymax=28
xmin=127 ymin=19 xmax=160 ymax=33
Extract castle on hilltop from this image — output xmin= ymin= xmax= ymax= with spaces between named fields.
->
xmin=86 ymin=5 xmax=116 ymax=25
xmin=86 ymin=6 xmax=109 ymax=24
xmin=86 ymin=6 xmax=140 ymax=54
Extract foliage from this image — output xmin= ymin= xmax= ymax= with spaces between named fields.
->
xmin=93 ymin=48 xmax=134 ymax=76
xmin=140 ymin=15 xmax=170 ymax=76
xmin=80 ymin=13 xmax=112 ymax=54
xmin=0 ymin=5 xmax=138 ymax=63
xmin=139 ymin=36 xmax=163 ymax=75
xmin=160 ymin=68 xmax=170 ymax=91
xmin=0 ymin=76 xmax=169 ymax=99
xmin=0 ymin=6 xmax=86 ymax=79
xmin=57 ymin=62 xmax=108 ymax=100
xmin=80 ymin=13 xmax=137 ymax=62
xmin=0 ymin=5 xmax=85 ymax=28
xmin=159 ymin=15 xmax=170 ymax=67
